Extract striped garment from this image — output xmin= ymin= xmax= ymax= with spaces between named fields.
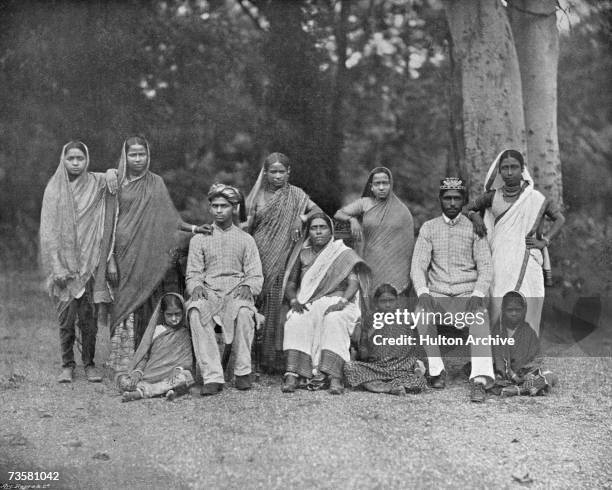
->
xmin=410 ymin=214 xmax=492 ymax=297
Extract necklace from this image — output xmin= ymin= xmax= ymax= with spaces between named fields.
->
xmin=502 ymin=183 xmax=521 ymax=198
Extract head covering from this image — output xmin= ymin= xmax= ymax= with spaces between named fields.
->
xmin=128 ymin=292 xmax=193 ymax=380
xmin=356 ymin=167 xmax=415 ymax=294
xmin=208 ymin=183 xmax=246 ymax=221
xmin=118 ymin=136 xmax=150 ymax=186
xmin=439 ymin=177 xmax=466 ymax=192
xmin=484 ymin=149 xmax=533 ymax=192
xmin=502 ymin=290 xmax=527 ymax=309
xmin=362 ymin=166 xmax=392 ymax=198
xmin=96 ymin=136 xmax=183 ymax=335
xmin=245 ymin=153 xmax=291 ymax=217
xmin=39 ymin=141 xmax=107 ymax=312
xmin=306 ymin=211 xmax=334 ymax=235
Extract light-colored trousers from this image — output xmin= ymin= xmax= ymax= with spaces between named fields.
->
xmin=283 ymin=295 xmax=360 ymax=373
xmin=189 ymin=308 xmax=254 ymax=384
xmin=415 ymin=292 xmax=494 ymax=380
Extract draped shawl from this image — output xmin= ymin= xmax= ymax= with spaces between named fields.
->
xmin=40 ymin=142 xmax=106 ymax=313
xmin=96 ymin=138 xmax=184 ymax=334
xmin=483 ymin=150 xmax=547 ymax=330
xmin=360 ymin=167 xmax=414 ymax=293
xmin=247 ymin=180 xmax=310 ymax=298
xmin=296 ymin=238 xmax=371 ymax=306
xmin=129 ymin=292 xmax=193 ymax=383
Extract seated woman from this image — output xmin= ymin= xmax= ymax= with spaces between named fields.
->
xmin=118 ymin=293 xmax=194 ymax=402
xmin=282 ymin=213 xmax=370 ymax=395
xmin=344 ymin=284 xmax=427 ymax=396
xmin=491 ymin=291 xmax=557 ymax=397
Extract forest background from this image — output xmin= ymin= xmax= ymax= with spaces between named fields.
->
xmin=0 ymin=0 xmax=610 ymax=311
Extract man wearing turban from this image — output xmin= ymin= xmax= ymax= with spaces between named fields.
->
xmin=186 ymin=184 xmax=263 ymax=395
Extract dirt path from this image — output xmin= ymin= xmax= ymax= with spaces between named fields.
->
xmin=1 ymin=271 xmax=611 ymax=489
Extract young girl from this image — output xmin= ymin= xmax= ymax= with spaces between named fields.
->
xmin=343 ymin=284 xmax=427 ymax=396
xmin=40 ymin=141 xmax=112 ymax=383
xmin=118 ymin=293 xmax=195 ymax=402
xmin=491 ymin=291 xmax=557 ymax=396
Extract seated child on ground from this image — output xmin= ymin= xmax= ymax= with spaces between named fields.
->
xmin=343 ymin=284 xmax=426 ymax=396
xmin=491 ymin=291 xmax=557 ymax=396
xmin=118 ymin=293 xmax=195 ymax=402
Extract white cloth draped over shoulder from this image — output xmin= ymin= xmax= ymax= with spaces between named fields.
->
xmin=296 ymin=238 xmax=350 ymax=305
xmin=483 ymin=150 xmax=547 ymax=334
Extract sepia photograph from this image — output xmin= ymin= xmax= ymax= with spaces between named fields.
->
xmin=0 ymin=0 xmax=610 ymax=488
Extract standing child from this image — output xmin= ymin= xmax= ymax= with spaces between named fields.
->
xmin=40 ymin=141 xmax=110 ymax=383
xmin=119 ymin=293 xmax=194 ymax=402
xmin=344 ymin=284 xmax=427 ymax=396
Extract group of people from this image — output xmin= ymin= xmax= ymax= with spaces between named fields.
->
xmin=40 ymin=137 xmax=564 ymax=403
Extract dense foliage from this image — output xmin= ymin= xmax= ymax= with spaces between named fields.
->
xmin=0 ymin=0 xmax=610 ymax=294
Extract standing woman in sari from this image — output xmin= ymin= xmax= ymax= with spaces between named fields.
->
xmin=467 ymin=149 xmax=565 ymax=335
xmin=41 ymin=141 xmax=111 ymax=383
xmin=244 ymin=152 xmax=320 ymax=372
xmin=334 ymin=167 xmax=414 ymax=297
xmin=96 ymin=136 xmax=208 ymax=374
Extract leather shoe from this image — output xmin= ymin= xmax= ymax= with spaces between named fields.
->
xmin=57 ymin=367 xmax=74 ymax=383
xmin=235 ymin=375 xmax=252 ymax=391
xmin=428 ymin=370 xmax=446 ymax=389
xmin=201 ymin=382 xmax=223 ymax=396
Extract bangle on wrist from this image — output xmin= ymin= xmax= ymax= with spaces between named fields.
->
xmin=290 ymin=298 xmax=298 ymax=305
xmin=191 ymin=225 xmax=196 ymax=234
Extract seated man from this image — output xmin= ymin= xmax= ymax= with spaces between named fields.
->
xmin=410 ymin=177 xmax=495 ymax=402
xmin=186 ymin=184 xmax=263 ymax=395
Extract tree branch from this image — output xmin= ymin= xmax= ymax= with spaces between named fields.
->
xmin=236 ymin=0 xmax=266 ymax=31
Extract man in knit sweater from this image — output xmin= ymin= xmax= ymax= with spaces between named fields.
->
xmin=410 ymin=177 xmax=494 ymax=402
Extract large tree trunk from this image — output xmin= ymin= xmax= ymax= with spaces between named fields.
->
xmin=444 ymin=0 xmax=526 ymax=199
xmin=508 ymin=0 xmax=563 ymax=207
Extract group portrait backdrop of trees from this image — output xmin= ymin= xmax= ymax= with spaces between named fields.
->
xmin=0 ymin=0 xmax=610 ymax=303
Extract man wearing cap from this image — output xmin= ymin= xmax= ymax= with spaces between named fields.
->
xmin=410 ymin=177 xmax=495 ymax=402
xmin=186 ymin=183 xmax=264 ymax=395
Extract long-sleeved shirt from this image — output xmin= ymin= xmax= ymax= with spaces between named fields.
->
xmin=410 ymin=214 xmax=492 ymax=297
xmin=186 ymin=224 xmax=263 ymax=297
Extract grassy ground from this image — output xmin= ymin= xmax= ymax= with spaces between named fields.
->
xmin=1 ymin=270 xmax=611 ymax=489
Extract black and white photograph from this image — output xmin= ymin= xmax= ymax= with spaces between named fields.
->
xmin=0 ymin=0 xmax=610 ymax=488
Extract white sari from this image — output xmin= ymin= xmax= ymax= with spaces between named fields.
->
xmin=484 ymin=151 xmax=547 ymax=334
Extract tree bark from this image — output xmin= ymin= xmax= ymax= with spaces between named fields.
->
xmin=508 ymin=0 xmax=563 ymax=207
xmin=444 ymin=0 xmax=526 ymax=199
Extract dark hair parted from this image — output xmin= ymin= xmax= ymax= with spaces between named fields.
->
xmin=64 ymin=141 xmax=87 ymax=155
xmin=373 ymin=283 xmax=398 ymax=300
xmin=161 ymin=293 xmax=184 ymax=313
xmin=125 ymin=135 xmax=149 ymax=151
xmin=499 ymin=149 xmax=525 ymax=169
xmin=264 ymin=152 xmax=291 ymax=171
xmin=306 ymin=212 xmax=333 ymax=232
